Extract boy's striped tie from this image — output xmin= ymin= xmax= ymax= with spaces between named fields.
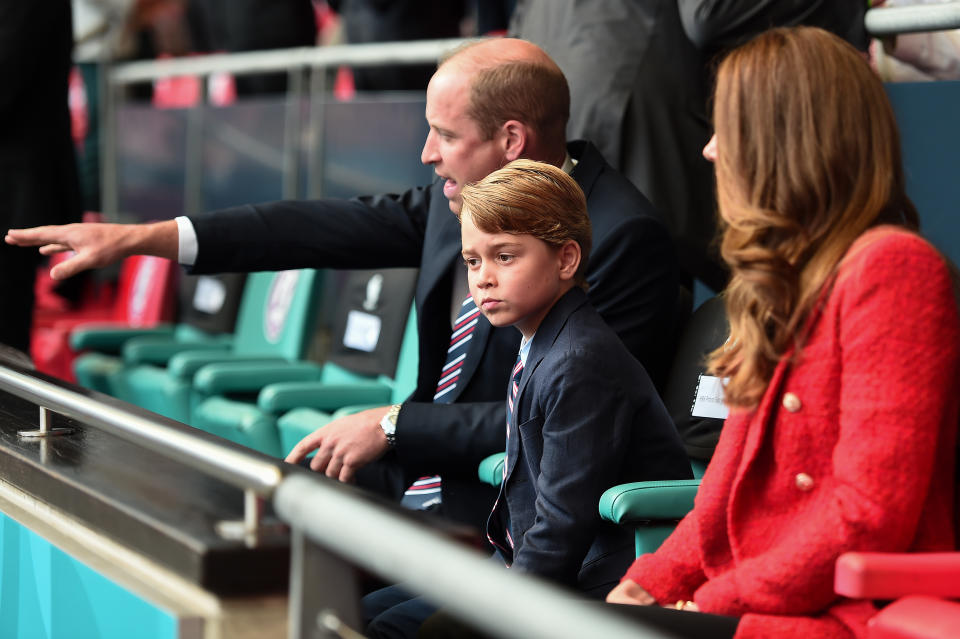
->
xmin=487 ymin=353 xmax=524 ymax=555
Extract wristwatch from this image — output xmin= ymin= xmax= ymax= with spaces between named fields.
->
xmin=379 ymin=403 xmax=402 ymax=448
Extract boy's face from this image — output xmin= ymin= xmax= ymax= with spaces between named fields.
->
xmin=460 ymin=211 xmax=579 ymax=341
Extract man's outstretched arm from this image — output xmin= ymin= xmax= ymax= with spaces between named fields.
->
xmin=5 ymin=220 xmax=180 ymax=280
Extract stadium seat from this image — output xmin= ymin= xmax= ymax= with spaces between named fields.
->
xmin=192 ymin=269 xmax=417 ymax=457
xmin=30 ymin=255 xmax=178 ymax=382
xmin=267 ymin=269 xmax=419 ymax=457
xmin=835 ymin=552 xmax=960 ymax=639
xmin=115 ymin=269 xmax=323 ymax=425
xmin=72 ymin=273 xmax=246 ymax=396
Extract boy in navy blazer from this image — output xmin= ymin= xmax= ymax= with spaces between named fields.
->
xmin=365 ymin=160 xmax=689 ymax=637
xmin=458 ymin=159 xmax=691 ymax=596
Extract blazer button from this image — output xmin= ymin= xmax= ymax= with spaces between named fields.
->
xmin=795 ymin=473 xmax=815 ymax=491
xmin=782 ymin=392 xmax=802 ymax=413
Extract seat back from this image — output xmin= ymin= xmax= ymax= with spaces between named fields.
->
xmin=177 ymin=273 xmax=247 ymax=335
xmin=323 ymin=268 xmax=419 ymax=380
xmin=663 ymin=295 xmax=729 ymax=464
xmin=390 ymin=303 xmax=419 ymax=403
xmin=231 ymin=269 xmax=324 ymax=359
xmin=110 ymin=255 xmax=178 ymax=326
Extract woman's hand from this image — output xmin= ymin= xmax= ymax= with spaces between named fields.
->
xmin=606 ymin=580 xmax=656 ymax=606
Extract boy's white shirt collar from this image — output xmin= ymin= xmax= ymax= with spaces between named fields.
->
xmin=518 ymin=333 xmax=534 ymax=366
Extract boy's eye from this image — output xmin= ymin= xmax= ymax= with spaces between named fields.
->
xmin=463 ymin=257 xmax=480 ymax=268
xmin=497 ymin=254 xmax=514 ymax=263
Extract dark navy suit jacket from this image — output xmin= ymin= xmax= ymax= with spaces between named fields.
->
xmin=189 ymin=140 xmax=680 ymax=528
xmin=487 ymin=288 xmax=691 ymax=596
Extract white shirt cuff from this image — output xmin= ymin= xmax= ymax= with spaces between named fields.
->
xmin=175 ymin=216 xmax=198 ymax=266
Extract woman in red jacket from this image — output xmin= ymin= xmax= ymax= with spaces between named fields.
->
xmin=607 ymin=26 xmax=960 ymax=638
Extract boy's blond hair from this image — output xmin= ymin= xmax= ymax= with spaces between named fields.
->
xmin=458 ymin=159 xmax=591 ymax=289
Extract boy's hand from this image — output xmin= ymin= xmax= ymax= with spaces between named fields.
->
xmin=284 ymin=406 xmax=391 ymax=483
xmin=606 ymin=580 xmax=657 ymax=606
xmin=5 ymin=220 xmax=179 ymax=280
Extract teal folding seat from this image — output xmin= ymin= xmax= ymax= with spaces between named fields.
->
xmin=116 ymin=269 xmax=323 ymax=425
xmin=271 ymin=302 xmax=419 ymax=456
xmin=191 ymin=269 xmax=417 ymax=457
xmin=72 ymin=273 xmax=245 ymax=396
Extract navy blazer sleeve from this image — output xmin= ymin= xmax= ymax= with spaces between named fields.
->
xmin=188 ymin=187 xmax=432 ymax=273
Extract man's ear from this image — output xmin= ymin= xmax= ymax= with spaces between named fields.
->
xmin=557 ymin=240 xmax=581 ymax=281
xmin=499 ymin=120 xmax=529 ymax=162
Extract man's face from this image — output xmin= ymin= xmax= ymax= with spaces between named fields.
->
xmin=421 ymin=67 xmax=507 ymax=213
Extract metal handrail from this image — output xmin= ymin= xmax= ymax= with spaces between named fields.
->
xmin=275 ymin=473 xmax=666 ymax=639
xmin=109 ymin=37 xmax=474 ymax=84
xmin=0 ymin=363 xmax=282 ymax=535
xmin=866 ymin=2 xmax=960 ymax=36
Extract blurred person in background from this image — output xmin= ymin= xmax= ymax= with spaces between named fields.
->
xmin=327 ymin=0 xmax=467 ymax=91
xmin=870 ymin=0 xmax=960 ymax=81
xmin=187 ymin=0 xmax=316 ymax=95
xmin=511 ymin=0 xmax=868 ymax=293
xmin=0 ymin=2 xmax=82 ymax=352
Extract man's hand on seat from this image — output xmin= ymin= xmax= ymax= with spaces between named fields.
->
xmin=285 ymin=406 xmax=391 ymax=483
xmin=5 ymin=220 xmax=179 ymax=280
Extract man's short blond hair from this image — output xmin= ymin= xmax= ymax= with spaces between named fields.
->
xmin=440 ymin=42 xmax=570 ymax=143
xmin=459 ymin=159 xmax=591 ymax=289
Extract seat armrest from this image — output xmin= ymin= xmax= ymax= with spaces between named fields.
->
xmin=478 ymin=452 xmax=506 ymax=487
xmin=868 ymin=596 xmax=960 ymax=639
xmin=258 ymin=381 xmax=392 ymax=414
xmin=70 ymin=324 xmax=175 ymax=352
xmin=330 ymin=404 xmax=391 ymax=419
xmin=193 ymin=361 xmax=324 ymax=395
xmin=599 ymin=479 xmax=701 ymax=524
xmin=835 ymin=552 xmax=960 ymax=600
xmin=123 ymin=337 xmax=232 ymax=365
xmin=167 ymin=352 xmax=287 ymax=380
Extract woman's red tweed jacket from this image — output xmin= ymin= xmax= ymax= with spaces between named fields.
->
xmin=625 ymin=228 xmax=960 ymax=638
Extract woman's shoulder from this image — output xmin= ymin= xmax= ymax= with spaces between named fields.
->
xmin=839 ymin=225 xmax=953 ymax=281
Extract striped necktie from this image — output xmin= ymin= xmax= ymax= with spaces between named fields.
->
xmin=487 ymin=353 xmax=524 ymax=556
xmin=434 ymin=295 xmax=481 ymax=403
xmin=401 ymin=294 xmax=481 ymax=509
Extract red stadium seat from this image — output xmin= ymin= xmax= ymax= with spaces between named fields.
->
xmin=30 ymin=255 xmax=178 ymax=382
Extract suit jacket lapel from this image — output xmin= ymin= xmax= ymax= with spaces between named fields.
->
xmin=568 ymin=140 xmax=604 ymax=201
xmin=502 ymin=288 xmax=589 ymax=483
xmin=418 ymin=190 xmax=463 ymax=307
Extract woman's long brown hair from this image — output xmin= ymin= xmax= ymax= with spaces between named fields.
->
xmin=708 ymin=27 xmax=918 ymax=408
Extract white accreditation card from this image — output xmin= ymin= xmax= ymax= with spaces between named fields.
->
xmin=691 ymin=374 xmax=730 ymax=419
xmin=343 ymin=310 xmax=382 ymax=352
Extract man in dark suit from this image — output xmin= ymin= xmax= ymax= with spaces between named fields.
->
xmin=7 ymin=38 xmax=680 ymax=530
xmin=0 ymin=2 xmax=82 ymax=352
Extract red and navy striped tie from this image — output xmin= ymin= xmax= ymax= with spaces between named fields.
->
xmin=433 ymin=295 xmax=481 ymax=402
xmin=402 ymin=295 xmax=481 ymax=509
xmin=487 ymin=353 xmax=524 ymax=555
